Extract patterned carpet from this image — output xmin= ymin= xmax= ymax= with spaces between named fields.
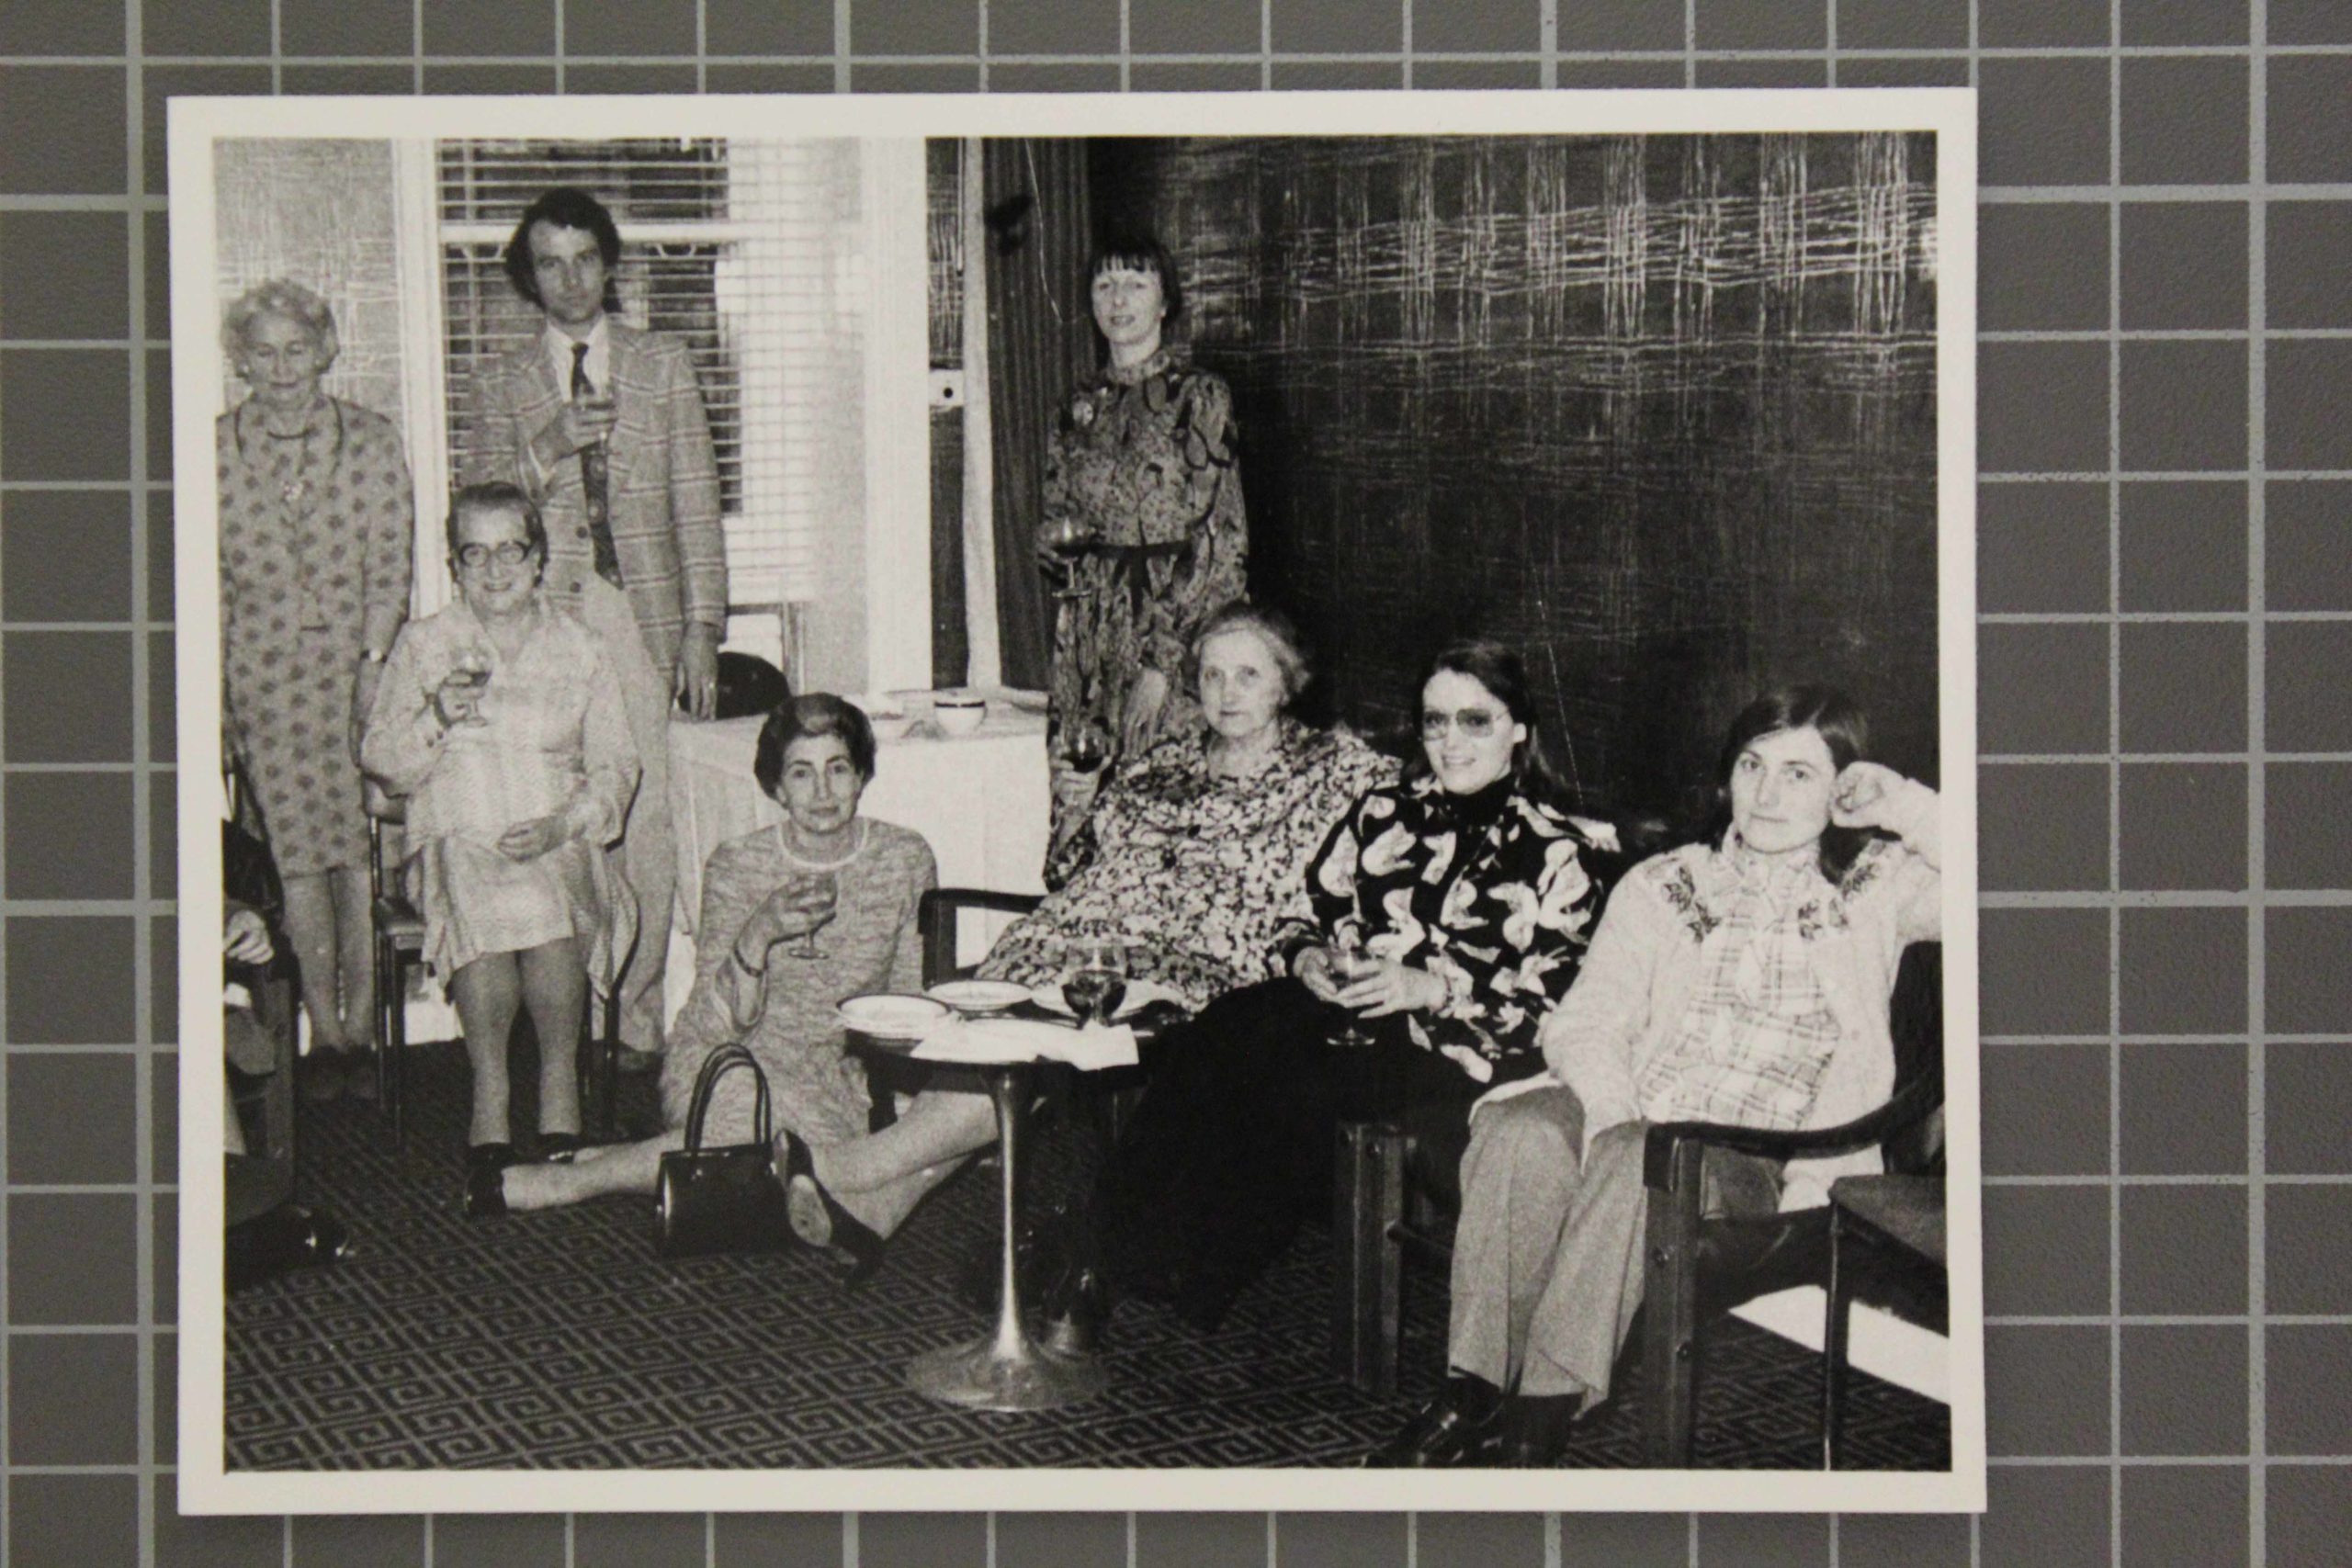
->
xmin=225 ymin=1040 xmax=1950 ymax=1471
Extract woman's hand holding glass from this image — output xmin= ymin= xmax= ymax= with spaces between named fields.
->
xmin=732 ymin=874 xmax=841 ymax=972
xmin=1332 ymin=952 xmax=1447 ymax=1020
xmin=1037 ymin=513 xmax=1099 ymax=600
xmin=431 ymin=650 xmax=492 ymax=730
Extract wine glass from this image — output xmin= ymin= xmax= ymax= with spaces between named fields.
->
xmin=1061 ymin=937 xmax=1130 ymax=1027
xmin=1060 ymin=719 xmax=1112 ymax=778
xmin=1328 ymin=936 xmax=1384 ymax=1048
xmin=789 ymin=871 xmax=839 ymax=961
xmin=1039 ymin=513 xmax=1099 ymax=601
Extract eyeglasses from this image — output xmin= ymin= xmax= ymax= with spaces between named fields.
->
xmin=454 ymin=541 xmax=535 ymax=570
xmin=1420 ymin=708 xmax=1505 ymax=740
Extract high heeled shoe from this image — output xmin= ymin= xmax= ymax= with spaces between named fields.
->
xmin=775 ymin=1129 xmax=886 ymax=1283
xmin=1038 ymin=1259 xmax=1114 ymax=1355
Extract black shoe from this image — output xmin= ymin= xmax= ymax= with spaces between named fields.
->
xmin=777 ymin=1129 xmax=886 ymax=1283
xmin=1362 ymin=1376 xmax=1506 ymax=1469
xmin=1039 ymin=1261 xmax=1114 ymax=1355
xmin=1494 ymin=1392 xmax=1582 ymax=1468
xmin=614 ymin=1045 xmax=663 ymax=1077
xmin=462 ymin=1144 xmax=514 ymax=1220
xmin=337 ymin=1048 xmax=379 ymax=1103
xmin=298 ymin=1051 xmax=346 ymax=1104
xmin=536 ymin=1131 xmax=586 ymax=1164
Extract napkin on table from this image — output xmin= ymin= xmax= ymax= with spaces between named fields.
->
xmin=910 ymin=1014 xmax=1139 ymax=1070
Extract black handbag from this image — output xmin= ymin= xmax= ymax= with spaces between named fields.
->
xmin=651 ymin=1043 xmax=797 ymax=1258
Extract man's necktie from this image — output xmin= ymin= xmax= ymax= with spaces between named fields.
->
xmin=571 ymin=342 xmax=623 ymax=589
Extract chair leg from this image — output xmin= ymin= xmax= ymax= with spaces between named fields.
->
xmin=383 ymin=942 xmax=410 ymax=1151
xmin=1823 ymin=1203 xmax=1850 ymax=1470
xmin=1332 ymin=1120 xmax=1407 ymax=1398
xmin=1640 ymin=1143 xmax=1705 ymax=1467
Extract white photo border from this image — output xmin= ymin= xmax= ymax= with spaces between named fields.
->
xmin=172 ymin=86 xmax=1983 ymax=1517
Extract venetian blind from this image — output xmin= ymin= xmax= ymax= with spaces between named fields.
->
xmin=436 ymin=138 xmax=868 ymax=610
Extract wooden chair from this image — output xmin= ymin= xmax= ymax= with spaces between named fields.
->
xmin=1332 ymin=942 xmax=1945 ymax=1458
xmin=1639 ymin=941 xmax=1944 ymax=1466
xmin=364 ymin=787 xmax=622 ymax=1148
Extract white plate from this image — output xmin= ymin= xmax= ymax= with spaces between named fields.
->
xmin=1033 ymin=976 xmax=1185 ymax=1021
xmin=925 ymin=978 xmax=1033 ymax=1014
xmin=836 ymin=993 xmax=951 ymax=1040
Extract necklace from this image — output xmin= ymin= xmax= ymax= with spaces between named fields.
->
xmin=782 ymin=818 xmax=866 ymax=871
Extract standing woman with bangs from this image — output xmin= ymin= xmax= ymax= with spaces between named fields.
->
xmin=1038 ymin=232 xmax=1249 ymax=817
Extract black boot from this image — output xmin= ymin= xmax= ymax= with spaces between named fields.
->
xmin=1362 ymin=1375 xmax=1506 ymax=1468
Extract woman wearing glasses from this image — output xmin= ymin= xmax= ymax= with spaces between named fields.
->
xmin=1043 ymin=638 xmax=1617 ymax=1344
xmin=362 ymin=482 xmax=640 ymax=1201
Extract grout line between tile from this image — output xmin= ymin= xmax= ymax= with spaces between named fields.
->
xmin=2245 ymin=8 xmax=2271 ymax=1563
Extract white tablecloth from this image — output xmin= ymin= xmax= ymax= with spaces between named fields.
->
xmin=662 ymin=690 xmax=1051 ymax=1022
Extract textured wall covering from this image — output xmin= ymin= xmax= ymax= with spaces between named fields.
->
xmin=0 ymin=1 xmax=2340 ymax=1565
xmin=1097 ymin=130 xmax=1939 ymax=811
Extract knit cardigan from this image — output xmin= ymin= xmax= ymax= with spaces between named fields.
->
xmin=1535 ymin=778 xmax=1943 ymax=1210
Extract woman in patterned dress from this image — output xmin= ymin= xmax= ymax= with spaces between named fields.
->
xmin=487 ymin=694 xmax=943 ymax=1242
xmin=759 ymin=604 xmax=1396 ymax=1276
xmin=1041 ymin=233 xmax=1248 ymax=790
xmin=1367 ymin=686 xmax=1941 ymax=1469
xmin=361 ymin=485 xmax=639 ymax=1200
xmin=217 ymin=280 xmax=413 ymax=1098
xmin=1041 ymin=639 xmax=1617 ymax=1344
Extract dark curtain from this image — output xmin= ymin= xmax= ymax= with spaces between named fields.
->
xmin=983 ymin=138 xmax=1094 ymax=692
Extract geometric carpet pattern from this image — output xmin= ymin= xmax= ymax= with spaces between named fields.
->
xmin=227 ymin=1042 xmax=1948 ymax=1471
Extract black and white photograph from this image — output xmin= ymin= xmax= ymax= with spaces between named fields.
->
xmin=172 ymin=90 xmax=1982 ymax=1515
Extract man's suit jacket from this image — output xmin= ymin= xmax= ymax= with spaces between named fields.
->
xmin=463 ymin=320 xmax=727 ymax=676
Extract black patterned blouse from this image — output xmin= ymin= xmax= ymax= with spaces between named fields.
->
xmin=1279 ymin=774 xmax=1612 ymax=1087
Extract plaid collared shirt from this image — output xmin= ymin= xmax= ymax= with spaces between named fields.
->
xmin=1634 ymin=840 xmax=1843 ymax=1129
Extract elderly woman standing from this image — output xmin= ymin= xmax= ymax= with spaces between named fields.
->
xmin=217 ymin=279 xmax=413 ymax=1097
xmin=363 ymin=485 xmax=639 ymax=1198
xmin=1041 ymin=233 xmax=1247 ymax=777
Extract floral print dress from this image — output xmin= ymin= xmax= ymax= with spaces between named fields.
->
xmin=977 ymin=720 xmax=1396 ymax=1008
xmin=217 ymin=398 xmax=413 ymax=875
xmin=1279 ymin=775 xmax=1614 ymax=1086
xmin=1044 ymin=348 xmax=1248 ymax=754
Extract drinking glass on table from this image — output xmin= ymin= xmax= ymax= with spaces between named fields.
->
xmin=1327 ymin=935 xmax=1384 ymax=1048
xmin=788 ymin=871 xmax=840 ymax=961
xmin=1060 ymin=937 xmax=1130 ymax=1027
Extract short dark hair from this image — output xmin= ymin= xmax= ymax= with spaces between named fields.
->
xmin=1402 ymin=637 xmax=1574 ymax=807
xmin=1087 ymin=231 xmax=1185 ymax=327
xmin=1187 ymin=600 xmax=1312 ymax=707
xmin=445 ymin=481 xmax=548 ymax=560
xmin=754 ymin=694 xmax=878 ymax=798
xmin=502 ymin=188 xmax=624 ymax=311
xmin=1713 ymin=684 xmax=1871 ymax=881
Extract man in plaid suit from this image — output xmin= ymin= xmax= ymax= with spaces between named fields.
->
xmin=463 ymin=186 xmax=729 ymax=1072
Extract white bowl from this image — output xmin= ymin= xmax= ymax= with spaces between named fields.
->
xmin=934 ymin=698 xmax=987 ymax=736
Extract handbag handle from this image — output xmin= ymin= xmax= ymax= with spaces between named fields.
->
xmin=679 ymin=1043 xmax=772 ymax=1155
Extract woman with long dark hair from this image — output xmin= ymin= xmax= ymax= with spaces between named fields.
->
xmin=1043 ymin=638 xmax=1615 ymax=1345
xmin=1367 ymin=684 xmax=1941 ymax=1468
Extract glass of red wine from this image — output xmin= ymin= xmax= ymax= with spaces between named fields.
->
xmin=1061 ymin=937 xmax=1130 ymax=1027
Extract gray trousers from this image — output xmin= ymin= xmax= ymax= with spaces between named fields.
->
xmin=1447 ymin=1086 xmax=1648 ymax=1403
xmin=1447 ymin=1085 xmax=1784 ymax=1404
xmin=571 ymin=578 xmax=676 ymax=1054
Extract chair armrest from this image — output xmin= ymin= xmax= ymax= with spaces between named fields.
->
xmin=1642 ymin=1073 xmax=1944 ymax=1193
xmin=918 ymin=887 xmax=1044 ymax=987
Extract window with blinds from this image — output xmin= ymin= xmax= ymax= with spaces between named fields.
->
xmin=435 ymin=138 xmax=867 ymax=612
